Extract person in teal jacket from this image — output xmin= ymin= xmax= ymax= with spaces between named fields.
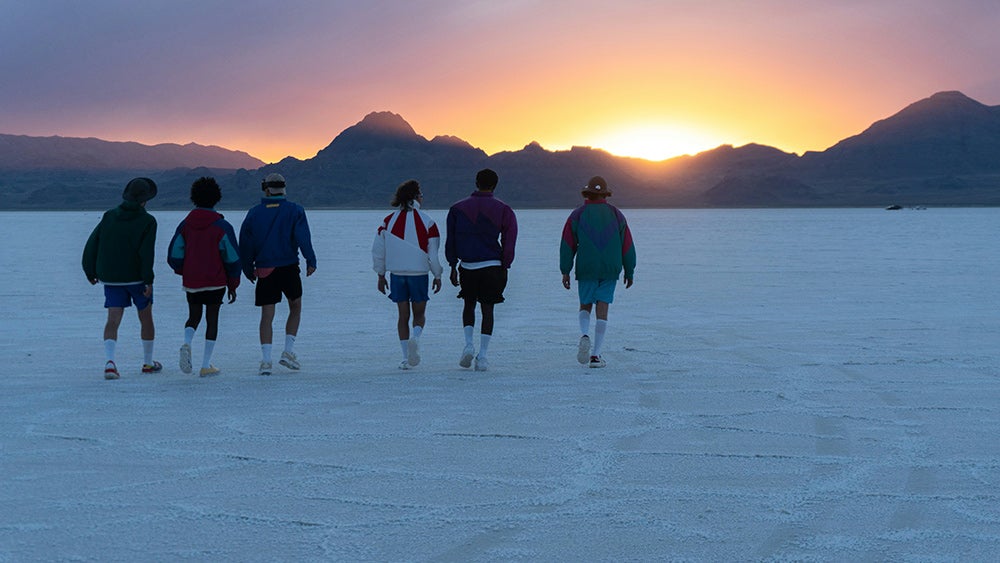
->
xmin=82 ymin=177 xmax=162 ymax=380
xmin=560 ymin=176 xmax=636 ymax=368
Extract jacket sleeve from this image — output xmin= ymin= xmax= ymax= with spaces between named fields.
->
xmin=82 ymin=222 xmax=101 ymax=280
xmin=294 ymin=207 xmax=317 ymax=269
xmin=621 ymin=218 xmax=636 ymax=280
xmin=167 ymin=222 xmax=186 ymax=275
xmin=220 ymin=221 xmax=242 ymax=291
xmin=238 ymin=212 xmax=256 ymax=279
xmin=139 ymin=218 xmax=157 ymax=285
xmin=372 ymin=220 xmax=387 ymax=275
xmin=500 ymin=206 xmax=517 ymax=269
xmin=444 ymin=207 xmax=457 ymax=267
xmin=427 ymin=222 xmax=443 ymax=279
xmin=559 ymin=214 xmax=577 ymax=276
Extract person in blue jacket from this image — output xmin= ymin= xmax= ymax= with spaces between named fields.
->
xmin=238 ymin=173 xmax=317 ymax=375
xmin=167 ymin=177 xmax=241 ymax=377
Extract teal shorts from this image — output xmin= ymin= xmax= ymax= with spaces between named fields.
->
xmin=577 ymin=279 xmax=617 ymax=305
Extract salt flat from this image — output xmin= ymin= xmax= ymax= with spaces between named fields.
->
xmin=1 ymin=207 xmax=998 ymax=561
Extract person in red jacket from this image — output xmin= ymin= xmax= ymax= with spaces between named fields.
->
xmin=167 ymin=177 xmax=241 ymax=377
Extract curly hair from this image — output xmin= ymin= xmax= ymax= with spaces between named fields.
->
xmin=391 ymin=179 xmax=421 ymax=208
xmin=190 ymin=177 xmax=222 ymax=208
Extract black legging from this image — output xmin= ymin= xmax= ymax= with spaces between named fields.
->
xmin=186 ymin=302 xmax=221 ymax=341
xmin=463 ymin=299 xmax=494 ymax=335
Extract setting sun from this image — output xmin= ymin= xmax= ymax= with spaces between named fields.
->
xmin=588 ymin=124 xmax=725 ymax=162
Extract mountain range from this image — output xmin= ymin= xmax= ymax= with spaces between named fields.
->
xmin=2 ymin=91 xmax=998 ymax=209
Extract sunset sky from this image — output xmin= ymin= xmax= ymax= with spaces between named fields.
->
xmin=2 ymin=1 xmax=999 ymax=164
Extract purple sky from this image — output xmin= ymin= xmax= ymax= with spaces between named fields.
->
xmin=2 ymin=1 xmax=999 ymax=163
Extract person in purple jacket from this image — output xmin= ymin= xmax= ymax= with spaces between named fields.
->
xmin=167 ymin=177 xmax=241 ymax=377
xmin=445 ymin=168 xmax=518 ymax=371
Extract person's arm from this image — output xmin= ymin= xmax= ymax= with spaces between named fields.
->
xmin=500 ymin=206 xmax=517 ymax=269
xmin=372 ymin=220 xmax=388 ymax=294
xmin=620 ymin=213 xmax=636 ymax=287
xmin=295 ymin=208 xmax=317 ymax=275
xmin=220 ymin=221 xmax=241 ymax=300
xmin=238 ymin=213 xmax=256 ymax=281
xmin=82 ymin=223 xmax=101 ymax=284
xmin=139 ymin=219 xmax=157 ymax=286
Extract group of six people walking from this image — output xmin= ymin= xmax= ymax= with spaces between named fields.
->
xmin=82 ymin=169 xmax=635 ymax=380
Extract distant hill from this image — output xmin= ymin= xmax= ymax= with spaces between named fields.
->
xmin=0 ymin=134 xmax=265 ymax=171
xmin=2 ymin=91 xmax=999 ymax=209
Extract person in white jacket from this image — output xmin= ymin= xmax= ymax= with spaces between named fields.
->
xmin=372 ymin=180 xmax=444 ymax=369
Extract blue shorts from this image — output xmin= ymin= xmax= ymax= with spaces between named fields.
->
xmin=577 ymin=279 xmax=617 ymax=305
xmin=104 ymin=283 xmax=152 ymax=310
xmin=389 ymin=274 xmax=430 ymax=303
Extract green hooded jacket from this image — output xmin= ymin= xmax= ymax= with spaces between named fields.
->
xmin=82 ymin=201 xmax=158 ymax=285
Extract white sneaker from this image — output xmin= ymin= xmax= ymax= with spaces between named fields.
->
xmin=474 ymin=356 xmax=489 ymax=372
xmin=398 ymin=360 xmax=411 ymax=370
xmin=179 ymin=343 xmax=192 ymax=374
xmin=459 ymin=344 xmax=475 ymax=368
xmin=577 ymin=335 xmax=591 ymax=364
xmin=407 ymin=338 xmax=421 ymax=366
xmin=104 ymin=361 xmax=120 ymax=380
xmin=259 ymin=361 xmax=273 ymax=376
xmin=588 ymin=355 xmax=607 ymax=368
xmin=279 ymin=350 xmax=300 ymax=370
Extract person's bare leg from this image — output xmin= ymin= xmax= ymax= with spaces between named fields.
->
xmin=285 ymin=298 xmax=302 ymax=337
xmin=411 ymin=301 xmax=427 ymax=331
xmin=397 ymin=302 xmax=411 ymax=341
xmin=260 ymin=304 xmax=276 ymax=345
xmin=104 ymin=307 xmax=124 ymax=341
xmin=137 ymin=304 xmax=155 ymax=340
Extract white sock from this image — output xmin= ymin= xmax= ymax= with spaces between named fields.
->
xmin=104 ymin=339 xmax=116 ymax=363
xmin=284 ymin=334 xmax=296 ymax=354
xmin=202 ymin=340 xmax=216 ymax=369
xmin=400 ymin=339 xmax=409 ymax=360
xmin=184 ymin=326 xmax=195 ymax=346
xmin=479 ymin=334 xmax=491 ymax=358
xmin=142 ymin=339 xmax=154 ymax=365
xmin=464 ymin=325 xmax=474 ymax=346
xmin=262 ymin=344 xmax=273 ymax=363
xmin=578 ymin=310 xmax=591 ymax=336
xmin=593 ymin=319 xmax=608 ymax=357
xmin=412 ymin=325 xmax=423 ymax=339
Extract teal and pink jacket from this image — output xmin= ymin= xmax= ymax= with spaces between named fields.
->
xmin=560 ymin=199 xmax=636 ymax=281
xmin=167 ymin=208 xmax=241 ymax=292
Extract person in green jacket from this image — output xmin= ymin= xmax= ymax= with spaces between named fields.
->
xmin=82 ymin=177 xmax=161 ymax=380
xmin=560 ymin=176 xmax=636 ymax=368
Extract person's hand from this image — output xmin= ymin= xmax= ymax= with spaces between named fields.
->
xmin=143 ymin=284 xmax=152 ymax=298
xmin=432 ymin=277 xmax=442 ymax=294
xmin=377 ymin=275 xmax=388 ymax=294
xmin=227 ymin=288 xmax=237 ymax=304
xmin=624 ymin=277 xmax=633 ymax=289
xmin=306 ymin=266 xmax=316 ymax=277
xmin=87 ymin=276 xmax=98 ymax=285
xmin=562 ymin=274 xmax=571 ymax=289
xmin=449 ymin=267 xmax=459 ymax=287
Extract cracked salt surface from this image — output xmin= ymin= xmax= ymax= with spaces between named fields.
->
xmin=1 ymin=208 xmax=998 ymax=560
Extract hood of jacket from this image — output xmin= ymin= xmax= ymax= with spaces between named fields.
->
xmin=184 ymin=208 xmax=224 ymax=230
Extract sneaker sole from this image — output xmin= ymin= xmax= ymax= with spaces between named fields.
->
xmin=459 ymin=351 xmax=474 ymax=368
xmin=179 ymin=345 xmax=192 ymax=374
xmin=104 ymin=372 xmax=120 ymax=380
xmin=577 ymin=337 xmax=591 ymax=364
xmin=407 ymin=340 xmax=421 ymax=366
xmin=279 ymin=359 xmax=299 ymax=370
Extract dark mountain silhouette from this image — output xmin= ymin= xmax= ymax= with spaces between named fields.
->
xmin=0 ymin=133 xmax=265 ymax=171
xmin=2 ymin=91 xmax=999 ymax=209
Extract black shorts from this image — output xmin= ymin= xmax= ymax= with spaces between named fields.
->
xmin=255 ymin=264 xmax=303 ymax=306
xmin=457 ymin=266 xmax=507 ymax=305
xmin=186 ymin=288 xmax=225 ymax=306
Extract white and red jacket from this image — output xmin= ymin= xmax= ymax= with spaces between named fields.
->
xmin=372 ymin=203 xmax=444 ymax=278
